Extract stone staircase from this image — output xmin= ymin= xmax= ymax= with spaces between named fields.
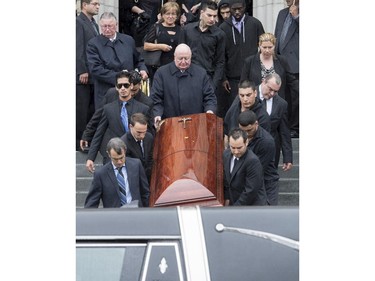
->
xmin=278 ymin=138 xmax=299 ymax=206
xmin=76 ymin=138 xmax=299 ymax=208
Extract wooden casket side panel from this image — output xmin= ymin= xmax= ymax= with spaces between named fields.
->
xmin=150 ymin=113 xmax=224 ymax=207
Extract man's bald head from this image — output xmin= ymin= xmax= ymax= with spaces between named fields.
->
xmin=174 ymin=44 xmax=192 ymax=71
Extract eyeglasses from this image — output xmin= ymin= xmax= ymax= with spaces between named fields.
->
xmin=116 ymin=83 xmax=131 ymax=89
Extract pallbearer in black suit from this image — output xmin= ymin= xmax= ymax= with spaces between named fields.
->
xmin=223 ymin=128 xmax=266 ymax=206
xmin=238 ymin=110 xmax=280 ymax=205
xmin=258 ymin=73 xmax=293 ymax=171
xmin=121 ymin=113 xmax=154 ymax=183
xmin=224 ymin=79 xmax=271 ymax=148
xmin=84 ymin=137 xmax=150 ymax=208
xmin=86 ymin=71 xmax=151 ymax=172
xmin=80 ymin=70 xmax=154 ymax=152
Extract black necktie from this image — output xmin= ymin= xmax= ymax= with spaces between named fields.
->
xmin=262 ymin=98 xmax=267 ymax=112
xmin=137 ymin=140 xmax=144 ymax=158
xmin=91 ymin=18 xmax=99 ymax=35
xmin=231 ymin=157 xmax=238 ymax=174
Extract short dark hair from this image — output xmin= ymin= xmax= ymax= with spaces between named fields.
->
xmin=130 ymin=113 xmax=148 ymax=126
xmin=129 ymin=70 xmax=142 ymax=85
xmin=238 ymin=110 xmax=257 ymax=126
xmin=80 ymin=0 xmax=91 ymax=8
xmin=201 ymin=1 xmax=218 ymax=11
xmin=116 ymin=70 xmax=132 ymax=84
xmin=238 ymin=79 xmax=257 ymax=91
xmin=106 ymin=137 xmax=127 ymax=154
xmin=229 ymin=0 xmax=246 ymax=7
xmin=220 ymin=3 xmax=230 ymax=10
xmin=228 ymin=128 xmax=247 ymax=143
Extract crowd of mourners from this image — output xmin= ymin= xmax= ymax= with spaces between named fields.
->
xmin=76 ymin=0 xmax=299 ymax=207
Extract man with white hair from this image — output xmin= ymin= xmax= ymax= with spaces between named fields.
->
xmin=150 ymin=43 xmax=217 ymax=128
xmin=86 ymin=12 xmax=149 ymax=109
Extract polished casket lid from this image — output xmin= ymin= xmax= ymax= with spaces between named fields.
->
xmin=150 ymin=113 xmax=224 ymax=207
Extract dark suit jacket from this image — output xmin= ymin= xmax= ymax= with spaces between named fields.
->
xmin=224 ymin=97 xmax=271 ymax=135
xmin=223 ymin=148 xmax=266 ymax=205
xmin=151 ymin=62 xmax=217 ymax=119
xmin=274 ymin=7 xmax=299 ymax=74
xmin=240 ymin=52 xmax=298 ymax=100
xmin=76 ymin=12 xmax=98 ymax=84
xmin=86 ymin=33 xmax=148 ymax=108
xmin=260 ymin=88 xmax=293 ymax=164
xmin=87 ymin=98 xmax=150 ymax=162
xmin=247 ymin=126 xmax=279 ymax=182
xmin=84 ymin=157 xmax=150 ymax=207
xmin=121 ymin=132 xmax=154 ymax=183
xmin=82 ymin=89 xmax=154 ymax=141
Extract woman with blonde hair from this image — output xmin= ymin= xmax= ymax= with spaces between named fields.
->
xmin=240 ymin=32 xmax=298 ymax=102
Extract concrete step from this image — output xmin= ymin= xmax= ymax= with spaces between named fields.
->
xmin=278 ymin=193 xmax=299 ymax=206
xmin=76 ymin=192 xmax=102 ymax=209
xmin=77 ymin=178 xmax=93 ymax=193
xmin=279 ymin=178 xmax=299 ymax=193
xmin=279 ymin=151 xmax=299 ymax=165
xmin=291 ymin=138 xmax=299 ymax=151
xmin=76 ymin=164 xmax=103 ymax=178
xmin=278 ymin=165 xmax=299 ymax=179
xmin=76 ymin=151 xmax=103 ymax=164
xmin=76 ymin=192 xmax=87 ymax=208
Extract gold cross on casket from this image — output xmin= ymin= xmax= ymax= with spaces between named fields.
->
xmin=178 ymin=117 xmax=192 ymax=129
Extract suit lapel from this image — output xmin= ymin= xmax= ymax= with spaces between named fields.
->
xmin=224 ymin=151 xmax=232 ymax=182
xmin=80 ymin=13 xmax=98 ymax=38
xmin=282 ymin=22 xmax=297 ymax=49
xmin=279 ymin=9 xmax=297 ymax=51
xmin=271 ymin=96 xmax=277 ymax=116
xmin=106 ymin=163 xmax=120 ymax=195
xmin=230 ymin=157 xmax=243 ymax=179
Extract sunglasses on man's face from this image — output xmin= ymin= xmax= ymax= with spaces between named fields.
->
xmin=116 ymin=83 xmax=131 ymax=89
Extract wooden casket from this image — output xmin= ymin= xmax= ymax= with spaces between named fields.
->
xmin=149 ymin=113 xmax=224 ymax=207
